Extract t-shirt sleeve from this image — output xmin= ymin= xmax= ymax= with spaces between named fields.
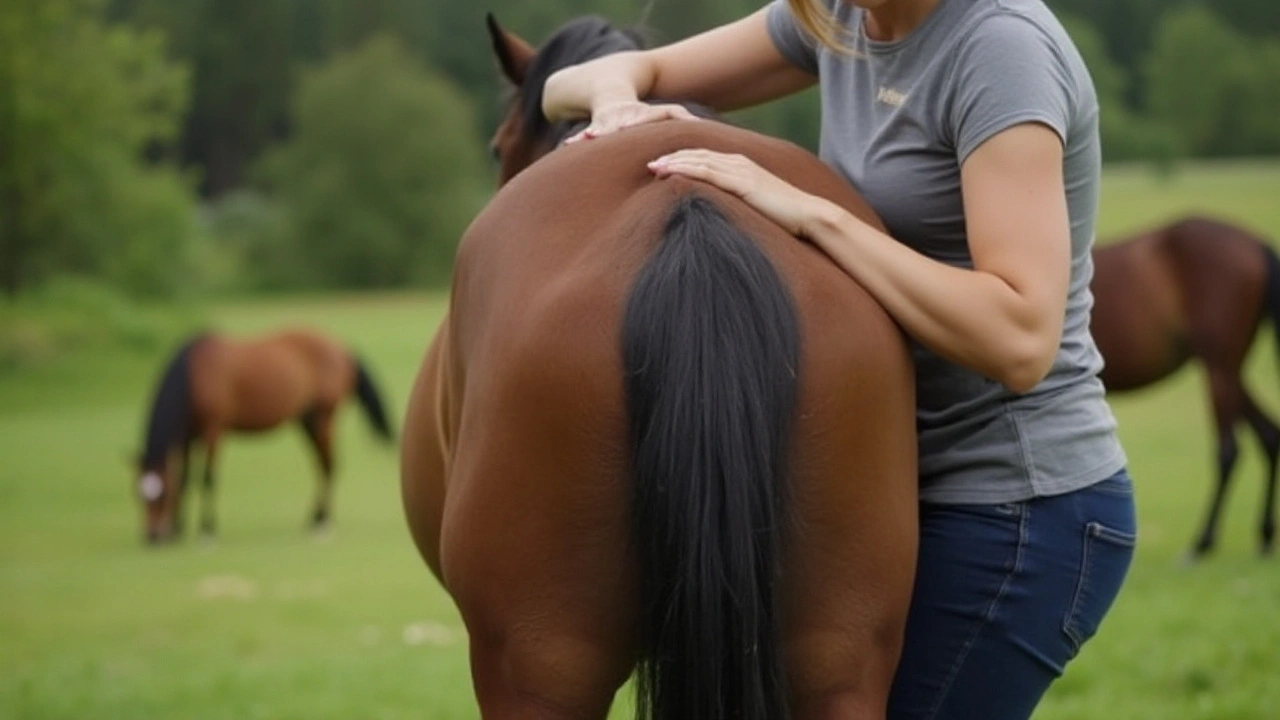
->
xmin=765 ymin=0 xmax=820 ymax=76
xmin=949 ymin=12 xmax=1075 ymax=164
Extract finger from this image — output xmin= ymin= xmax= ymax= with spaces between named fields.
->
xmin=647 ymin=159 xmax=731 ymax=188
xmin=648 ymin=160 xmax=710 ymax=180
xmin=649 ymin=156 xmax=718 ymax=177
xmin=672 ymin=163 xmax=756 ymax=199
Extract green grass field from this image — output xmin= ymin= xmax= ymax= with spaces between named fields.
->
xmin=3 ymin=160 xmax=1280 ymax=719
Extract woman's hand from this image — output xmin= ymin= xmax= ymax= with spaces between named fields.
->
xmin=648 ymin=149 xmax=836 ymax=237
xmin=564 ymin=101 xmax=702 ymax=144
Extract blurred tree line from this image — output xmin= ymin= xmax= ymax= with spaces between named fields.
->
xmin=3 ymin=0 xmax=1280 ymax=301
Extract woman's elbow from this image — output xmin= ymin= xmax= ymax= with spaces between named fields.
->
xmin=999 ymin=364 xmax=1050 ymax=395
xmin=992 ymin=332 xmax=1058 ymax=395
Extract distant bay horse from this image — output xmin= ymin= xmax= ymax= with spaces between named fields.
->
xmin=400 ymin=14 xmax=918 ymax=720
xmin=1092 ymin=216 xmax=1280 ymax=557
xmin=135 ymin=329 xmax=393 ymax=544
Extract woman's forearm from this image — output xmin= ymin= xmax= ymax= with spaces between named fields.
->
xmin=543 ymin=11 xmax=809 ymax=122
xmin=803 ymin=202 xmax=1062 ymax=393
xmin=543 ymin=51 xmax=656 ymax=121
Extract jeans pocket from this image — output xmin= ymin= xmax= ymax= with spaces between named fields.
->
xmin=1062 ymin=521 xmax=1136 ymax=657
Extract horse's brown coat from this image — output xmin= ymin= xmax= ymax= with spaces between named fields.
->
xmin=400 ymin=82 xmax=919 ymax=720
xmin=1092 ymin=217 xmax=1280 ymax=556
xmin=137 ymin=328 xmax=390 ymax=542
xmin=189 ymin=330 xmax=355 ymax=434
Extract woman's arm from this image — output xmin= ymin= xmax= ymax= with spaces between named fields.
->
xmin=543 ymin=8 xmax=816 ymax=130
xmin=648 ymin=122 xmax=1071 ymax=394
xmin=810 ymin=123 xmax=1070 ymax=392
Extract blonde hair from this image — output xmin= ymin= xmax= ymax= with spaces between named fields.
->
xmin=786 ymin=0 xmax=853 ymax=53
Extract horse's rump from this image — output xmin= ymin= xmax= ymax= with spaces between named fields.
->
xmin=405 ymin=119 xmax=918 ymax=716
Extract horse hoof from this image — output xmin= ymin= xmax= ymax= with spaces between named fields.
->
xmin=310 ymin=525 xmax=333 ymax=543
xmin=1179 ymin=551 xmax=1206 ymax=568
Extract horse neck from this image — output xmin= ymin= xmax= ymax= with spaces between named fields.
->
xmin=141 ymin=340 xmax=199 ymax=469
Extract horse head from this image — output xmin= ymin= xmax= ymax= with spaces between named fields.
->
xmin=485 ymin=13 xmax=647 ymax=184
xmin=133 ymin=452 xmax=181 ymax=545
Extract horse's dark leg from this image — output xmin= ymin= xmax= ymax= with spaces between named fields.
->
xmin=1192 ymin=370 xmax=1245 ymax=558
xmin=200 ymin=432 xmax=220 ymax=538
xmin=1243 ymin=395 xmax=1280 ymax=555
xmin=299 ymin=407 xmax=336 ymax=530
xmin=173 ymin=440 xmax=193 ymax=538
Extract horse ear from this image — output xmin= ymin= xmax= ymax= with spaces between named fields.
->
xmin=486 ymin=12 xmax=535 ymax=86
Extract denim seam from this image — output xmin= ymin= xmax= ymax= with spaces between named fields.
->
xmin=922 ymin=501 xmax=1029 ymax=720
xmin=1063 ymin=522 xmax=1094 ymax=651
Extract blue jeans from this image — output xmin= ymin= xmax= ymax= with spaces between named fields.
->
xmin=887 ymin=469 xmax=1137 ymax=720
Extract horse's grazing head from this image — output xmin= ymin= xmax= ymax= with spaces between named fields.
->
xmin=486 ymin=13 xmax=646 ymax=184
xmin=133 ymin=454 xmax=180 ymax=545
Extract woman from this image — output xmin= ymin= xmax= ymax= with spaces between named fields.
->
xmin=542 ymin=0 xmax=1136 ymax=717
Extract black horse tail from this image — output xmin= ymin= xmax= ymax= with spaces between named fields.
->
xmin=140 ymin=333 xmax=207 ymax=472
xmin=352 ymin=356 xmax=394 ymax=442
xmin=1262 ymin=242 xmax=1280 ymax=360
xmin=623 ymin=195 xmax=800 ymax=720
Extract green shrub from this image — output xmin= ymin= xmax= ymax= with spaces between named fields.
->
xmin=0 ymin=277 xmax=203 ymax=373
xmin=255 ymin=35 xmax=491 ymax=290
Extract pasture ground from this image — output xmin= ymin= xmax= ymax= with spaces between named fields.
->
xmin=3 ymin=160 xmax=1280 ymax=719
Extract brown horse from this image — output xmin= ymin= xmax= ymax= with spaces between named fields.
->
xmin=134 ymin=328 xmax=393 ymax=544
xmin=1091 ymin=216 xmax=1280 ymax=557
xmin=400 ymin=14 xmax=918 ymax=720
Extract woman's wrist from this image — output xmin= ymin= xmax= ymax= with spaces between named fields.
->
xmin=544 ymin=61 xmax=644 ymax=122
xmin=798 ymin=196 xmax=850 ymax=243
xmin=542 ymin=69 xmax=590 ymax=122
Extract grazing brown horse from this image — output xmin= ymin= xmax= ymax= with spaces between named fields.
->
xmin=1091 ymin=216 xmax=1280 ymax=557
xmin=134 ymin=328 xmax=393 ymax=544
xmin=400 ymin=14 xmax=918 ymax=720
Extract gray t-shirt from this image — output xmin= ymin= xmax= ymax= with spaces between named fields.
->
xmin=767 ymin=0 xmax=1125 ymax=503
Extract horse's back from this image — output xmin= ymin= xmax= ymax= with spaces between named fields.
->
xmin=452 ymin=121 xmax=904 ymax=407
xmin=1092 ymin=218 xmax=1270 ymax=389
xmin=189 ymin=329 xmax=354 ymax=430
xmin=460 ymin=121 xmax=884 ymax=283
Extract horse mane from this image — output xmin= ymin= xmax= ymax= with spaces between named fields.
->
xmin=140 ymin=333 xmax=208 ymax=471
xmin=516 ymin=16 xmax=649 ymax=149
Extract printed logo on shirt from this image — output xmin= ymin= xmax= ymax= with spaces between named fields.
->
xmin=877 ymin=86 xmax=909 ymax=107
